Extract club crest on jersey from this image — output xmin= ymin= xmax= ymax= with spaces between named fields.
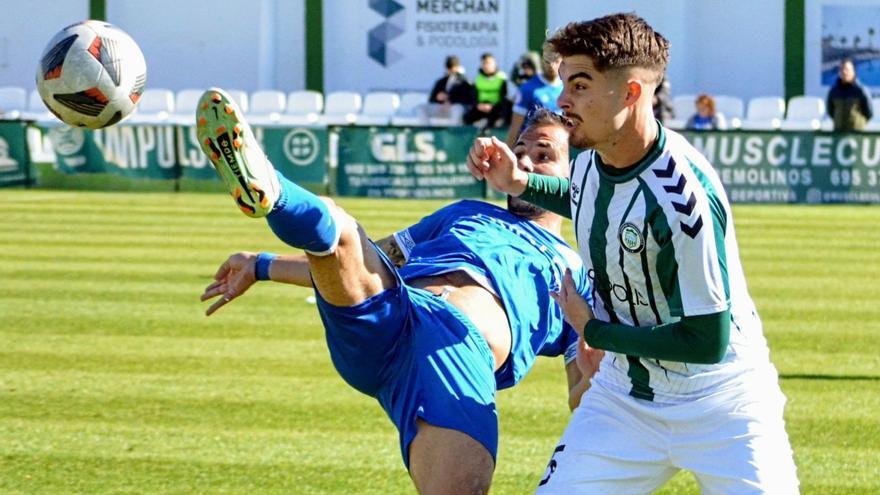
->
xmin=618 ymin=223 xmax=645 ymax=253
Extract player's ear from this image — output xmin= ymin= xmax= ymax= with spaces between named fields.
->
xmin=625 ymin=80 xmax=642 ymax=106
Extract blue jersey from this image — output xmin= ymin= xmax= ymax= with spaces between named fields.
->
xmin=393 ymin=200 xmax=591 ymax=389
xmin=513 ymin=74 xmax=563 ymax=116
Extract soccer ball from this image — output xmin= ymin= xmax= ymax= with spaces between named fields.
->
xmin=36 ymin=20 xmax=146 ymax=129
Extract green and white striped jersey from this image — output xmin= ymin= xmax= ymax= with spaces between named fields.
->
xmin=571 ymin=125 xmax=774 ymax=403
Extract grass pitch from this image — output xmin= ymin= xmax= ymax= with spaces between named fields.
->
xmin=1 ymin=190 xmax=878 ymax=494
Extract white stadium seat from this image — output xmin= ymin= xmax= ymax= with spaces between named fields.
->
xmin=779 ymin=96 xmax=825 ymax=131
xmin=665 ymin=94 xmax=695 ymax=130
xmin=248 ymin=90 xmax=287 ymax=125
xmin=714 ymin=95 xmax=744 ymax=129
xmin=278 ymin=90 xmax=324 ymax=126
xmin=357 ymin=91 xmax=400 ymax=126
xmin=740 ymin=96 xmax=785 ymax=130
xmin=170 ymin=88 xmax=204 ymax=125
xmin=427 ymin=103 xmax=466 ymax=127
xmin=391 ymin=91 xmax=430 ymax=126
xmin=127 ymin=88 xmax=174 ymax=123
xmin=672 ymin=94 xmax=696 ymax=119
xmin=319 ymin=91 xmax=362 ymax=125
xmin=0 ymin=86 xmax=28 ymax=120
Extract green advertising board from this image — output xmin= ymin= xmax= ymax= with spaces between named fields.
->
xmin=47 ymin=124 xmax=178 ymax=179
xmin=45 ymin=124 xmax=328 ymax=189
xmin=0 ymin=122 xmax=31 ymax=187
xmin=335 ymin=126 xmax=484 ymax=198
xmin=680 ymin=130 xmax=880 ymax=203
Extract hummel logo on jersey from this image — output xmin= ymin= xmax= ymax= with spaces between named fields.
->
xmin=653 ymin=157 xmax=704 ymax=238
xmin=619 ymin=222 xmax=645 ymax=253
xmin=570 ymin=182 xmax=580 ymax=203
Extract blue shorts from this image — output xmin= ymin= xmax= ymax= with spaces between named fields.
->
xmin=314 ymin=244 xmax=498 ymax=468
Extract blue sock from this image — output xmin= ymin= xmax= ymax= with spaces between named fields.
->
xmin=266 ymin=173 xmax=339 ymax=255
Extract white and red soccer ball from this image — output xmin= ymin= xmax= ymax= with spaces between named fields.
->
xmin=36 ymin=20 xmax=146 ymax=129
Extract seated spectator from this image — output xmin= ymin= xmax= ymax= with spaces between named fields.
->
xmin=510 ymin=51 xmax=541 ymax=88
xmin=686 ymin=94 xmax=725 ymax=130
xmin=429 ymin=55 xmax=474 ymax=107
xmin=464 ymin=53 xmax=510 ymax=128
xmin=827 ymin=58 xmax=873 ymax=132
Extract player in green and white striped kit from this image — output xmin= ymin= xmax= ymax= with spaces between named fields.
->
xmin=468 ymin=13 xmax=798 ymax=494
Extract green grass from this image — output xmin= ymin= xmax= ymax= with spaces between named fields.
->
xmin=1 ymin=190 xmax=878 ymax=494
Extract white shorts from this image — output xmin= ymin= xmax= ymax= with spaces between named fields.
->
xmin=535 ymin=378 xmax=799 ymax=494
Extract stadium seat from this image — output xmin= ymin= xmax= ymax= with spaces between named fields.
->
xmin=20 ymin=90 xmax=57 ymax=123
xmin=278 ymin=90 xmax=324 ymax=126
xmin=714 ymin=95 xmax=745 ymax=129
xmin=358 ymin=91 xmax=400 ymax=126
xmin=127 ymin=88 xmax=174 ymax=124
xmin=427 ymin=103 xmax=466 ymax=127
xmin=740 ymin=96 xmax=785 ymax=130
xmin=247 ymin=90 xmax=287 ymax=125
xmin=170 ymin=89 xmax=204 ymax=125
xmin=665 ymin=94 xmax=695 ymax=130
xmin=319 ymin=91 xmax=362 ymax=126
xmin=0 ymin=86 xmax=27 ymax=120
xmin=390 ymin=91 xmax=430 ymax=126
xmin=779 ymin=96 xmax=825 ymax=131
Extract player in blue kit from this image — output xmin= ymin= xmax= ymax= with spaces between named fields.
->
xmin=196 ymin=91 xmax=599 ymax=495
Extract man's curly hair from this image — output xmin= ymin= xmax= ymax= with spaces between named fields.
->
xmin=546 ymin=13 xmax=669 ymax=83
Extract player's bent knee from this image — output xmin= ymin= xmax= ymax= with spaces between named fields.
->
xmin=408 ymin=421 xmax=494 ymax=495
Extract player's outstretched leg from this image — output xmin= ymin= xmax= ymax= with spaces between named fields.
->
xmin=197 ymin=87 xmax=339 ymax=255
xmin=197 ymin=87 xmax=393 ymax=305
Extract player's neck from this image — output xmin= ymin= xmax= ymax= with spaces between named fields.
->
xmin=531 ymin=213 xmax=563 ymax=235
xmin=594 ymin=109 xmax=658 ymax=169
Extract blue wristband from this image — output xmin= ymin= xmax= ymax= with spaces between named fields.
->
xmin=255 ymin=252 xmax=278 ymax=281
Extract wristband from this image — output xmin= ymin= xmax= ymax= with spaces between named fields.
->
xmin=255 ymin=252 xmax=278 ymax=281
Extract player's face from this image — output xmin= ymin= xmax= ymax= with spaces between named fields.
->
xmin=507 ymin=123 xmax=569 ymax=218
xmin=839 ymin=61 xmax=855 ymax=83
xmin=513 ymin=124 xmax=569 ymax=177
xmin=557 ymin=55 xmax=629 ymax=149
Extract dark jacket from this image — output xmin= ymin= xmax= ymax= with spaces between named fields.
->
xmin=429 ymin=73 xmax=475 ymax=106
xmin=827 ymin=78 xmax=873 ymax=131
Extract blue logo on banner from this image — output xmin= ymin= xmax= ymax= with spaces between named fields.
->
xmin=368 ymin=0 xmax=405 ymax=66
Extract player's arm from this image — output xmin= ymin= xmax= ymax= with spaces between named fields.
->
xmin=520 ymin=173 xmax=573 ymax=219
xmin=582 ymin=311 xmax=730 ymax=365
xmin=553 ymin=268 xmax=730 ymax=365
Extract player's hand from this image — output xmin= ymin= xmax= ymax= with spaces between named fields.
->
xmin=576 ymin=336 xmax=603 ymax=379
xmin=466 ymin=136 xmax=528 ymax=195
xmin=550 ymin=268 xmax=595 ymax=332
xmin=201 ymin=252 xmax=258 ymax=316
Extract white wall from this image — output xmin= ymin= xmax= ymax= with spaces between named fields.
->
xmin=108 ymin=0 xmax=305 ymax=93
xmin=0 ymin=0 xmax=89 ymax=92
xmin=547 ymin=0 xmax=785 ymax=103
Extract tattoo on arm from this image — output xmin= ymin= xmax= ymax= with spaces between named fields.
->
xmin=376 ymin=236 xmax=406 ymax=267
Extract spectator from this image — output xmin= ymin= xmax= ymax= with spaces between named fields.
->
xmin=464 ymin=53 xmax=510 ymax=128
xmin=510 ymin=51 xmax=541 ymax=88
xmin=506 ymin=44 xmax=563 ymax=147
xmin=653 ymin=78 xmax=674 ymax=124
xmin=429 ymin=55 xmax=474 ymax=107
xmin=827 ymin=58 xmax=873 ymax=132
xmin=686 ymin=94 xmax=726 ymax=130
